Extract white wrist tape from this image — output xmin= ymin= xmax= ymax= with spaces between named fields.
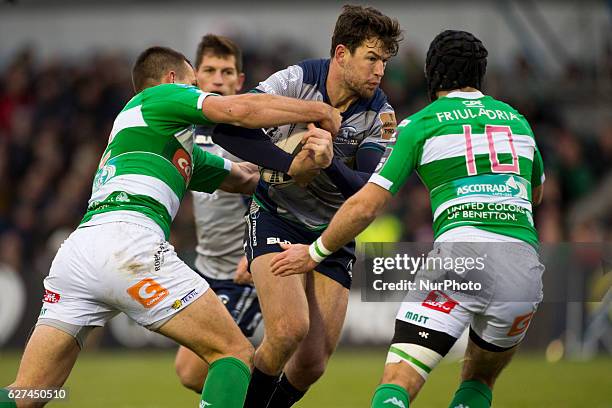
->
xmin=308 ymin=237 xmax=332 ymax=263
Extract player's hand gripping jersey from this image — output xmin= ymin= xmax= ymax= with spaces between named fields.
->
xmin=370 ymin=91 xmax=544 ymax=247
xmin=80 ymin=84 xmax=232 ymax=239
xmin=254 ymin=59 xmax=396 ymax=229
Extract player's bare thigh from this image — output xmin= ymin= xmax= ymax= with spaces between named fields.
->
xmin=157 ymin=289 xmax=253 ymax=366
xmin=284 ymin=271 xmax=348 ymax=389
xmin=250 ymin=253 xmax=309 ymax=339
xmin=249 ymin=253 xmax=309 ymax=373
xmin=9 ymin=326 xmax=80 ymax=408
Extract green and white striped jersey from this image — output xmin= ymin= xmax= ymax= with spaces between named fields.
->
xmin=370 ymin=91 xmax=544 ymax=247
xmin=80 ymin=83 xmax=231 ymax=239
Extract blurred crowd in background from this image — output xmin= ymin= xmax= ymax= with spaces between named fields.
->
xmin=0 ymin=38 xmax=610 ymax=282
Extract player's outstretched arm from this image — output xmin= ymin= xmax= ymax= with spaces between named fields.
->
xmin=270 ymin=183 xmax=392 ymax=276
xmin=217 ymin=161 xmax=260 ymax=195
xmin=202 ymin=93 xmax=341 ymax=135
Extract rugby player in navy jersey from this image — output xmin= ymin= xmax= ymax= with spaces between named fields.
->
xmin=212 ymin=5 xmax=402 ymax=407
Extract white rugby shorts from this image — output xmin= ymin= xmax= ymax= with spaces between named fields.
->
xmin=39 ymin=218 xmax=209 ymax=330
xmin=396 ymin=228 xmax=544 ymax=349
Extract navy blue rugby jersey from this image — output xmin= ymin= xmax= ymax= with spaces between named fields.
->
xmin=254 ymin=58 xmax=397 ymax=229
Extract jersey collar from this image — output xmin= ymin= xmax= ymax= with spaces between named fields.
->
xmin=445 ymin=90 xmax=485 ymax=99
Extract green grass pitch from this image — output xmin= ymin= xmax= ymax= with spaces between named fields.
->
xmin=1 ymin=349 xmax=610 ymax=407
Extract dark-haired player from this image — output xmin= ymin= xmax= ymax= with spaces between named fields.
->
xmin=0 ymin=46 xmax=340 ymax=408
xmin=271 ymin=30 xmax=545 ymax=408
xmin=212 ymin=4 xmax=402 ymax=407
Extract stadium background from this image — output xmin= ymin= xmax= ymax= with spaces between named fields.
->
xmin=0 ymin=0 xmax=610 ymax=406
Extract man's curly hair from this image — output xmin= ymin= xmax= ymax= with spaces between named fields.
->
xmin=330 ymin=4 xmax=402 ymax=58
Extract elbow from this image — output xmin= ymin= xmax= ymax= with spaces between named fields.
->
xmin=226 ymin=96 xmax=258 ymax=128
xmin=212 ymin=96 xmax=256 ymax=128
xmin=232 ymin=103 xmax=257 ymax=128
xmin=351 ymin=197 xmax=379 ymax=224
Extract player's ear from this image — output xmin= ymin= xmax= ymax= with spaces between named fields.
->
xmin=236 ymin=72 xmax=246 ymax=93
xmin=334 ymin=44 xmax=347 ymax=66
xmin=161 ymin=70 xmax=176 ymax=85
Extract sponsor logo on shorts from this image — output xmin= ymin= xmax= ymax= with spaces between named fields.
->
xmin=172 ymin=289 xmax=199 ymax=310
xmin=43 ymin=289 xmax=61 ymax=303
xmin=421 ymin=290 xmax=458 ymax=314
xmin=127 ymin=278 xmax=169 ymax=308
xmin=218 ymin=294 xmax=230 ymax=305
xmin=266 ymin=237 xmax=291 ymax=245
xmin=172 ymin=148 xmax=192 ymax=183
xmin=507 ymin=311 xmax=534 ymax=336
xmin=153 ymin=243 xmax=168 ymax=272
xmin=418 ymin=331 xmax=429 ymax=339
xmin=195 ymin=135 xmax=214 ymax=146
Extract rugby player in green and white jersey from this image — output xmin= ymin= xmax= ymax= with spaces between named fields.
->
xmin=0 ymin=46 xmax=340 ymax=408
xmin=271 ymin=31 xmax=545 ymax=408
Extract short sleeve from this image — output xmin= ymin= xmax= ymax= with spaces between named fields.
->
xmin=188 ymin=145 xmax=232 ymax=193
xmin=145 ymin=84 xmax=217 ymax=127
xmin=368 ymin=117 xmax=421 ymax=196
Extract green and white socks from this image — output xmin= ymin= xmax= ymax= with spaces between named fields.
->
xmin=371 ymin=380 xmax=492 ymax=408
xmin=371 ymin=384 xmax=410 ymax=408
xmin=200 ymin=357 xmax=251 ymax=408
xmin=448 ymin=380 xmax=492 ymax=408
xmin=0 ymin=388 xmax=17 ymax=408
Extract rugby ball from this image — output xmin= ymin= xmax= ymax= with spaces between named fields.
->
xmin=260 ymin=124 xmax=309 ymax=185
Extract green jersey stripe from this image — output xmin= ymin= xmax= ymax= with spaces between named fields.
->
xmin=433 ymin=194 xmax=531 ymax=221
xmin=82 ymin=192 xmax=173 ymax=238
xmin=430 ymin=174 xmax=531 ymax=212
xmin=90 ymin=174 xmax=180 ymax=218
